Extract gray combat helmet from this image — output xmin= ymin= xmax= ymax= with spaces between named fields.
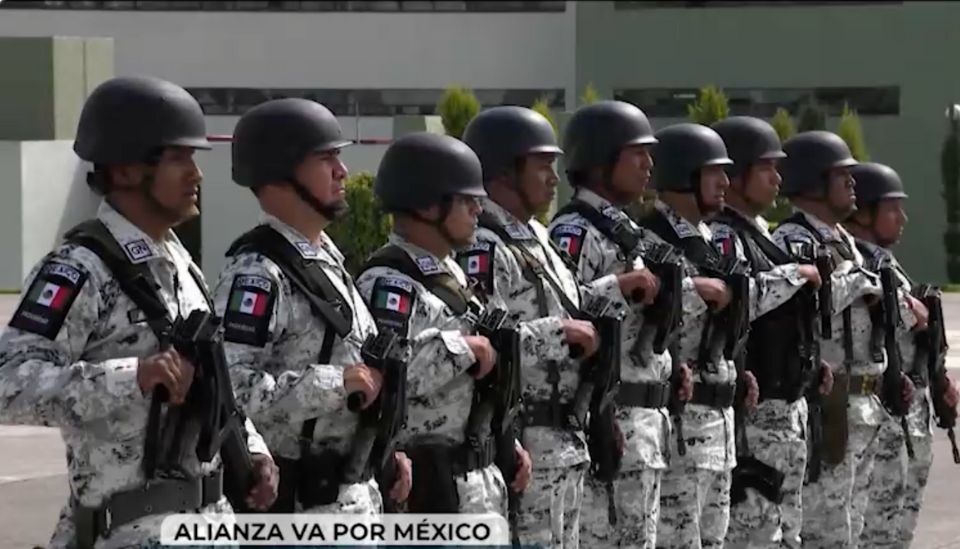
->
xmin=462 ymin=106 xmax=562 ymax=184
xmin=74 ymin=75 xmax=210 ymax=164
xmin=563 ymin=100 xmax=657 ymax=176
xmin=375 ymin=132 xmax=486 ymax=212
xmin=652 ymin=123 xmax=732 ymax=192
xmin=851 ymin=162 xmax=907 ymax=209
xmin=711 ymin=116 xmax=786 ymax=179
xmin=232 ymin=98 xmax=351 ymax=187
xmin=780 ymin=131 xmax=858 ymax=197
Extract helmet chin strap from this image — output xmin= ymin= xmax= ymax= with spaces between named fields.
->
xmin=287 ymin=177 xmax=348 ymax=222
xmin=408 ymin=197 xmax=458 ymax=249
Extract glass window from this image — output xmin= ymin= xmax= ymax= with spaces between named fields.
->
xmin=186 ymin=87 xmax=566 ymax=116
xmin=614 ymin=86 xmax=900 ymax=117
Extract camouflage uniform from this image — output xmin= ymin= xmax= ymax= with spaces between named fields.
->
xmin=456 ymin=198 xmax=628 ymax=549
xmin=355 ymin=233 xmax=508 ymax=516
xmin=854 ymin=245 xmax=929 ymax=549
xmin=213 ymin=214 xmax=381 ymax=515
xmin=642 ymin=200 xmax=736 ymax=549
xmin=0 ymin=201 xmax=270 ymax=549
xmin=549 ymin=188 xmax=671 ymax=549
xmin=771 ymin=209 xmax=915 ymax=548
xmin=708 ymin=206 xmax=809 ymax=549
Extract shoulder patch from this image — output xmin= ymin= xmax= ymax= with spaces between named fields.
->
xmin=223 ymin=274 xmax=276 ymax=347
xmin=123 ymin=239 xmax=155 ymax=262
xmin=505 ymin=223 xmax=535 ymax=241
xmin=600 ymin=204 xmax=623 ymax=221
xmin=551 ymin=224 xmax=585 ymax=264
xmin=294 ymin=241 xmax=319 ymax=259
xmin=458 ymin=241 xmax=495 ymax=296
xmin=9 ymin=261 xmax=88 ymax=340
xmin=673 ymin=221 xmax=699 ymax=239
xmin=369 ymin=276 xmax=416 ymax=335
xmin=414 ymin=255 xmax=443 ymax=276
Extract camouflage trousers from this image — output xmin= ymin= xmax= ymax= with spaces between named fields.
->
xmin=455 ymin=463 xmax=508 ymax=515
xmin=302 ymin=478 xmax=383 ymax=515
xmin=900 ymin=391 xmax=934 ymax=548
xmin=855 ymin=417 xmax=908 ymax=548
xmin=725 ymin=407 xmax=807 ymax=549
xmin=801 ymin=423 xmax=881 ymax=549
xmin=517 ymin=461 xmax=588 ymax=549
xmin=581 ymin=468 xmax=662 ymax=549
xmin=899 ymin=432 xmax=933 ymax=547
xmin=657 ymin=465 xmax=732 ymax=549
xmin=48 ymin=498 xmax=235 ymax=549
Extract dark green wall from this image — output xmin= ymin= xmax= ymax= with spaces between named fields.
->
xmin=574 ymin=1 xmax=960 ymax=282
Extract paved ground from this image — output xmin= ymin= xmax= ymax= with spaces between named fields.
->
xmin=4 ymin=296 xmax=960 ymax=548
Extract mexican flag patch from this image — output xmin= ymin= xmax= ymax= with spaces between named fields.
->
xmin=9 ymin=261 xmax=87 ymax=340
xmin=222 ymin=274 xmax=275 ymax=347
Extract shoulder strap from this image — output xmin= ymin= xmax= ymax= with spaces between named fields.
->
xmin=554 ymin=199 xmax=641 ymax=259
xmin=479 ymin=211 xmax=580 ymax=318
xmin=783 ymin=212 xmax=856 ymax=262
xmin=226 ymin=225 xmax=352 ymax=338
xmin=63 ymin=220 xmax=172 ymax=339
xmin=362 ymin=244 xmax=473 ymax=315
xmin=639 ymin=209 xmax=720 ymax=269
xmin=714 ymin=208 xmax=792 ymax=267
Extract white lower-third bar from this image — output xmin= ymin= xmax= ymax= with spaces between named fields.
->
xmin=160 ymin=513 xmax=510 ymax=546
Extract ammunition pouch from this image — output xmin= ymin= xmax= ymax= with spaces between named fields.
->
xmin=822 ymin=373 xmax=850 ymax=466
xmin=405 ymin=436 xmax=496 ymax=513
xmin=274 ymin=449 xmax=365 ymax=511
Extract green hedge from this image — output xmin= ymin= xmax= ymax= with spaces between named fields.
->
xmin=326 ymin=171 xmax=393 ymax=276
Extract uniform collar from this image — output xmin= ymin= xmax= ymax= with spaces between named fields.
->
xmin=796 ymin=208 xmax=842 ymax=242
xmin=655 ymin=199 xmax=711 ymax=240
xmin=480 ymin=198 xmax=537 ymax=240
xmin=387 ymin=232 xmax=457 ymax=278
xmin=575 ymin=188 xmax=630 ymax=223
xmin=724 ymin=205 xmax=772 ymax=238
xmin=261 ymin=213 xmax=342 ymax=264
xmin=97 ymin=200 xmax=182 ymax=265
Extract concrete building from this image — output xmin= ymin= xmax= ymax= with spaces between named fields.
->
xmin=0 ymin=0 xmax=956 ymax=283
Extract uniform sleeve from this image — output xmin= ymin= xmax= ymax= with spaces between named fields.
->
xmin=355 ymin=268 xmax=475 ymax=400
xmin=710 ymin=221 xmax=807 ymax=321
xmin=242 ymin=416 xmax=271 ymax=457
xmin=0 ymin=250 xmax=147 ymax=428
xmin=460 ymin=232 xmax=570 ymax=367
xmin=215 ymin=254 xmax=348 ymax=425
xmin=549 ymin=220 xmax=630 ymax=314
xmin=772 ymin=223 xmax=881 ymax=314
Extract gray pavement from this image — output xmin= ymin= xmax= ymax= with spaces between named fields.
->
xmin=3 ymin=296 xmax=960 ymax=548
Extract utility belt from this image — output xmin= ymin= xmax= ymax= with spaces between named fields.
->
xmin=274 ymin=447 xmax=372 ymax=511
xmin=404 ymin=435 xmax=496 ymax=513
xmin=617 ymin=381 xmax=671 ymax=409
xmin=73 ymin=469 xmax=223 ymax=549
xmin=845 ymin=374 xmax=882 ymax=396
xmin=522 ymin=399 xmax=584 ymax=431
xmin=690 ymin=382 xmax=737 ymax=409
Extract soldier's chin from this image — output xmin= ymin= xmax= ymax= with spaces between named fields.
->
xmin=325 ymin=199 xmax=350 ymax=220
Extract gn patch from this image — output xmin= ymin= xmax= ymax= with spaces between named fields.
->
xmin=223 ymin=274 xmax=275 ymax=347
xmin=10 ymin=261 xmax=87 ymax=340
xmin=370 ymin=276 xmax=415 ymax=335
xmin=550 ymin=224 xmax=585 ymax=264
xmin=458 ymin=241 xmax=495 ymax=296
